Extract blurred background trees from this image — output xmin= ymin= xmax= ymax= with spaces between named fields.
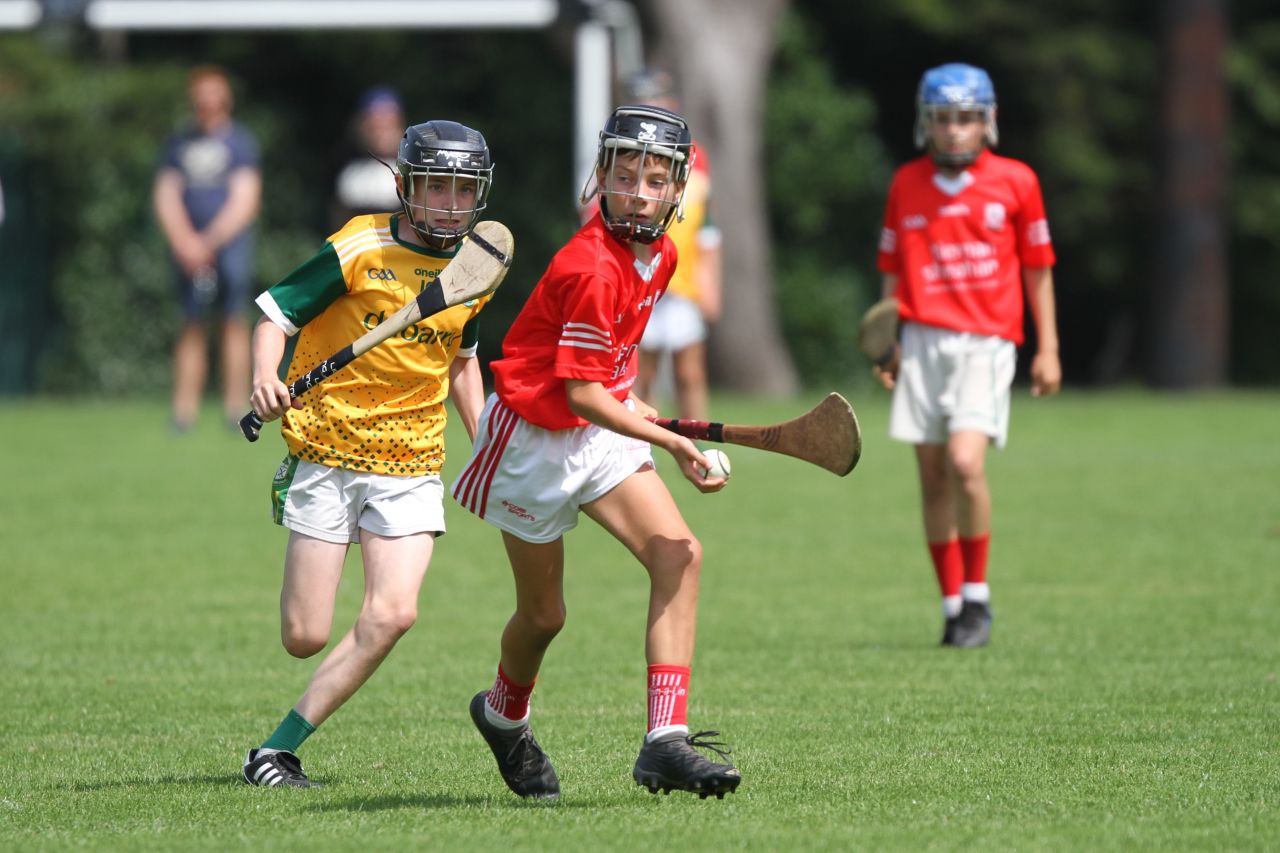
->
xmin=0 ymin=0 xmax=1276 ymax=397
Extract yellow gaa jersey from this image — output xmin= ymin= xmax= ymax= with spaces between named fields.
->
xmin=255 ymin=213 xmax=491 ymax=476
xmin=663 ymin=144 xmax=714 ymax=302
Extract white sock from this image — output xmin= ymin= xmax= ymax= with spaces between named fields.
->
xmin=962 ymin=583 xmax=990 ymax=603
xmin=645 ymin=724 xmax=689 ymax=744
xmin=484 ymin=701 xmax=529 ymax=731
xmin=943 ymin=595 xmax=963 ymax=618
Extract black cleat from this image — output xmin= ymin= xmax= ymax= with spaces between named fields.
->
xmin=633 ymin=730 xmax=741 ymax=799
xmin=242 ymin=748 xmax=321 ymax=788
xmin=941 ymin=614 xmax=961 ymax=646
xmin=953 ymin=600 xmax=992 ymax=648
xmin=469 ymin=691 xmax=560 ymax=800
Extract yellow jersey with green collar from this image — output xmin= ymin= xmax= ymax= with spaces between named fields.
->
xmin=255 ymin=213 xmax=491 ymax=476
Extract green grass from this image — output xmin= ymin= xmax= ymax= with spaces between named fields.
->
xmin=1 ymin=390 xmax=1278 ymax=851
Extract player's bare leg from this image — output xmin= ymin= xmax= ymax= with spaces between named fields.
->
xmin=916 ymin=443 xmax=962 ymax=643
xmin=172 ymin=321 xmax=208 ymax=430
xmin=291 ymin=530 xmax=433 ymax=727
xmin=497 ymin=533 xmax=567 ymax=683
xmin=220 ymin=317 xmax=252 ymax=428
xmin=584 ymin=467 xmax=700 ymax=664
xmin=278 ymin=533 xmax=347 ymax=659
xmin=916 ymin=435 xmax=995 ymax=647
xmin=245 ymin=531 xmax=431 ymax=788
xmin=469 ymin=532 xmax=564 ymax=800
xmin=947 ymin=430 xmax=992 ymax=537
xmin=946 ymin=430 xmax=994 ymax=646
xmin=585 ymin=466 xmax=740 ymax=798
xmin=670 ymin=343 xmax=709 ymax=422
xmin=915 ymin=443 xmax=955 ymax=542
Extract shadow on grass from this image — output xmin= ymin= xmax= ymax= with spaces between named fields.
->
xmin=308 ymin=791 xmax=643 ymax=812
xmin=67 ymin=774 xmax=241 ymax=792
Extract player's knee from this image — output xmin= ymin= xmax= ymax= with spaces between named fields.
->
xmin=646 ymin=534 xmax=702 ymax=580
xmin=360 ymin=602 xmax=419 ymax=645
xmin=282 ymin=628 xmax=328 ymax=659
xmin=524 ymin=603 xmax=567 ymax=639
xmin=948 ymin=448 xmax=985 ymax=482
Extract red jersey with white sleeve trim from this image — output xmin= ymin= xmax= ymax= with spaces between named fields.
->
xmin=492 ymin=214 xmax=677 ymax=430
xmin=877 ymin=149 xmax=1055 ymax=345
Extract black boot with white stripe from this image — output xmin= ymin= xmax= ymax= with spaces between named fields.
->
xmin=242 ymin=748 xmax=321 ymax=788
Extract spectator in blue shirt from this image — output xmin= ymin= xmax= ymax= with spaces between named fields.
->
xmin=153 ymin=65 xmax=261 ymax=432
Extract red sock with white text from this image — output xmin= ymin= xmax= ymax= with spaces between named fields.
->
xmin=646 ymin=664 xmax=691 ymax=742
xmin=486 ymin=664 xmax=535 ymax=724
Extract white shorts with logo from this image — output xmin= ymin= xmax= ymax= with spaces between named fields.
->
xmin=271 ymin=456 xmax=446 ymax=545
xmin=451 ymin=394 xmax=654 ymax=544
xmin=639 ymin=292 xmax=706 ymax=353
xmin=889 ymin=322 xmax=1017 ymax=448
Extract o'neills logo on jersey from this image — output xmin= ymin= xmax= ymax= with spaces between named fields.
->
xmin=902 ymin=214 xmax=927 ymax=230
xmin=985 ymin=203 xmax=1006 ymax=231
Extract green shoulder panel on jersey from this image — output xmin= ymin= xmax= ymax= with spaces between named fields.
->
xmin=265 ymin=244 xmax=348 ymax=330
xmin=461 ymin=315 xmax=480 ymax=350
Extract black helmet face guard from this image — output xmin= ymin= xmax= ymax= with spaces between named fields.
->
xmin=584 ymin=105 xmax=693 ymax=244
xmin=396 ymin=121 xmax=493 ymax=249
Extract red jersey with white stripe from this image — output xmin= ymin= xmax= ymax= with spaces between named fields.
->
xmin=877 ymin=149 xmax=1055 ymax=345
xmin=492 ymin=214 xmax=677 ymax=430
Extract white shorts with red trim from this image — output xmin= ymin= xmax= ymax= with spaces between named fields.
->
xmin=889 ymin=322 xmax=1017 ymax=448
xmin=451 ymin=394 xmax=654 ymax=543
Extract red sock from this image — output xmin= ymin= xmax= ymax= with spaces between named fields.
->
xmin=960 ymin=533 xmax=990 ymax=584
xmin=928 ymin=539 xmax=963 ymax=599
xmin=487 ymin=664 xmax=535 ymax=722
xmin=647 ymin=664 xmax=691 ymax=733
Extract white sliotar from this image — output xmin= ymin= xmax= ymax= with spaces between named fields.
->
xmin=698 ymin=448 xmax=732 ymax=480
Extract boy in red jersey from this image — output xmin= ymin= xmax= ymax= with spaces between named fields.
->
xmin=874 ymin=64 xmax=1062 ymax=648
xmin=452 ymin=105 xmax=741 ymax=800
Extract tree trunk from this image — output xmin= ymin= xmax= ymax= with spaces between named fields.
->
xmin=1149 ymin=0 xmax=1229 ymax=388
xmin=648 ymin=0 xmax=797 ymax=395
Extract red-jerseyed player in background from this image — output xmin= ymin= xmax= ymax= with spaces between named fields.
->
xmin=874 ymin=63 xmax=1061 ymax=649
xmin=452 ymin=105 xmax=741 ymax=801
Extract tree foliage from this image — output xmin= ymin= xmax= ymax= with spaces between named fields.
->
xmin=1 ymin=1 xmax=1278 ymax=396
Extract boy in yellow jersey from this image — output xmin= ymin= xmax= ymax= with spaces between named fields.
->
xmin=240 ymin=121 xmax=495 ymax=788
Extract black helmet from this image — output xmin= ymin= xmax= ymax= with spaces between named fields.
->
xmin=585 ymin=105 xmax=693 ymax=244
xmin=396 ymin=120 xmax=493 ymax=249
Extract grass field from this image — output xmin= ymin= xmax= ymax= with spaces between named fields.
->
xmin=2 ymin=390 xmax=1277 ymax=851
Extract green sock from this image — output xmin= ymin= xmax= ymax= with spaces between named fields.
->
xmin=261 ymin=709 xmax=316 ymax=753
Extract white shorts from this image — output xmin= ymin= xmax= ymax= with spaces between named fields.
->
xmin=639 ymin=292 xmax=706 ymax=353
xmin=889 ymin=322 xmax=1017 ymax=448
xmin=451 ymin=394 xmax=654 ymax=543
xmin=271 ymin=456 xmax=446 ymax=544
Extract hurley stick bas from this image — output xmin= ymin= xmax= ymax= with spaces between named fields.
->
xmin=648 ymin=392 xmax=862 ymax=476
xmin=239 ymin=220 xmax=513 ymax=442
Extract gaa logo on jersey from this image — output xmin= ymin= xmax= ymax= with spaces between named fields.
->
xmin=984 ymin=203 xmax=1006 ymax=231
xmin=367 ymin=268 xmax=399 ymax=282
